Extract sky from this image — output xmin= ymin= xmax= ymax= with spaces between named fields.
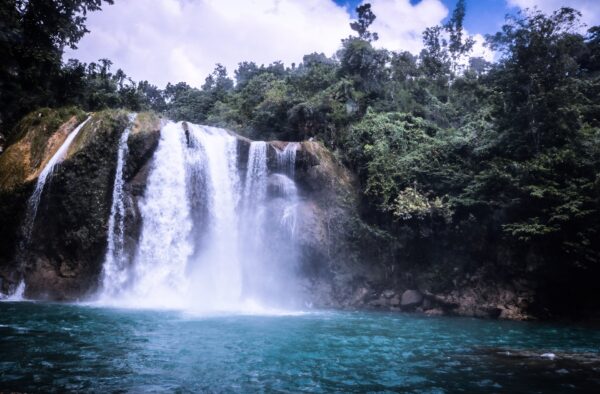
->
xmin=64 ymin=0 xmax=600 ymax=88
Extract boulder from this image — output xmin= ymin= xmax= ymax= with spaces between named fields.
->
xmin=401 ymin=289 xmax=424 ymax=308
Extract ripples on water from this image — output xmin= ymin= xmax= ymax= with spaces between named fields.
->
xmin=1 ymin=302 xmax=599 ymax=392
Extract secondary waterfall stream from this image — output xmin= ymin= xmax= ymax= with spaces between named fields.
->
xmin=4 ymin=116 xmax=91 ymax=300
xmin=100 ymin=121 xmax=302 ymax=311
xmin=22 ymin=117 xmax=91 ymax=242
xmin=101 ymin=114 xmax=136 ymax=297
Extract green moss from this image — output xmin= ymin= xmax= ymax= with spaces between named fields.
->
xmin=9 ymin=107 xmax=86 ymax=147
xmin=133 ymin=111 xmax=161 ymax=135
xmin=0 ymin=146 xmax=27 ymax=191
xmin=68 ymin=109 xmax=128 ymax=157
xmin=23 ymin=108 xmax=86 ymax=171
xmin=0 ymin=107 xmax=87 ymax=191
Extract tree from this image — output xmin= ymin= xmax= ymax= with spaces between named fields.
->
xmin=0 ymin=0 xmax=114 ymax=137
xmin=138 ymin=81 xmax=167 ymax=112
xmin=235 ymin=61 xmax=260 ymax=88
xmin=444 ymin=0 xmax=474 ymax=73
xmin=338 ymin=38 xmax=389 ymax=108
xmin=290 ymin=53 xmax=338 ymax=95
xmin=420 ymin=26 xmax=450 ymax=80
xmin=350 ymin=3 xmax=379 ymax=42
xmin=487 ymin=7 xmax=586 ymax=157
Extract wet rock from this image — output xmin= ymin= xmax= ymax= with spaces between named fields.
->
xmin=124 ymin=112 xmax=161 ymax=182
xmin=369 ymin=297 xmax=389 ymax=308
xmin=0 ymin=108 xmax=87 ymax=288
xmin=475 ymin=347 xmax=600 ymax=367
xmin=0 ymin=109 xmax=162 ymax=300
xmin=401 ymin=289 xmax=423 ymax=308
xmin=350 ymin=287 xmax=369 ymax=305
xmin=424 ymin=308 xmax=444 ymax=316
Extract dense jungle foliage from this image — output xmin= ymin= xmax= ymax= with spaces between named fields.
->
xmin=1 ymin=1 xmax=599 ymax=314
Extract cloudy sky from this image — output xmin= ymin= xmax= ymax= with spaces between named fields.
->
xmin=64 ymin=0 xmax=600 ymax=88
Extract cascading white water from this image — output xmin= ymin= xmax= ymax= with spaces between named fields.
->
xmin=101 ymin=114 xmax=136 ymax=297
xmin=271 ymin=174 xmax=299 ymax=236
xmin=274 ymin=143 xmax=300 ymax=236
xmin=0 ymin=280 xmax=25 ymax=301
xmin=22 ymin=117 xmax=91 ymax=241
xmin=125 ymin=121 xmax=193 ymax=307
xmin=242 ymin=141 xmax=268 ymax=247
xmin=185 ymin=124 xmax=244 ymax=310
xmin=99 ymin=121 xmax=302 ymax=312
xmin=277 ymin=142 xmax=299 ymax=179
xmin=4 ymin=281 xmax=25 ymax=301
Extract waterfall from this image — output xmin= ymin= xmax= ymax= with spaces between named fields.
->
xmin=274 ymin=175 xmax=299 ymax=237
xmin=242 ymin=142 xmax=268 ymax=246
xmin=99 ymin=121 xmax=302 ymax=312
xmin=244 ymin=141 xmax=268 ymax=203
xmin=185 ymin=124 xmax=243 ymax=309
xmin=238 ymin=142 xmax=270 ymax=303
xmin=101 ymin=114 xmax=136 ymax=297
xmin=22 ymin=117 xmax=91 ymax=241
xmin=0 ymin=281 xmax=25 ymax=301
xmin=126 ymin=121 xmax=193 ymax=307
xmin=274 ymin=143 xmax=299 ymax=236
xmin=277 ymin=142 xmax=299 ymax=179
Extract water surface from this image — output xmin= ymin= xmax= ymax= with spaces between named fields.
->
xmin=1 ymin=302 xmax=599 ymax=392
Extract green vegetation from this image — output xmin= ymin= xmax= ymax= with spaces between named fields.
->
xmin=1 ymin=1 xmax=599 ymax=314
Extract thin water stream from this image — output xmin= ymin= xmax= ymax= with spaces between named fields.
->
xmin=22 ymin=117 xmax=91 ymax=242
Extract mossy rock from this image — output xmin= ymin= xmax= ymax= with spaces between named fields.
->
xmin=67 ymin=109 xmax=129 ymax=158
xmin=0 ymin=107 xmax=87 ymax=192
xmin=125 ymin=111 xmax=162 ymax=181
xmin=23 ymin=109 xmax=130 ymax=298
xmin=0 ymin=107 xmax=88 ymax=279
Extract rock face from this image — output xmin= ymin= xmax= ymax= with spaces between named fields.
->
xmin=0 ymin=108 xmax=537 ymax=320
xmin=0 ymin=109 xmax=160 ymax=299
xmin=0 ymin=108 xmax=86 ymax=294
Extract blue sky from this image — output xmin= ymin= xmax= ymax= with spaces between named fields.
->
xmin=65 ymin=0 xmax=599 ymax=88
xmin=335 ymin=0 xmax=600 ymax=35
xmin=335 ymin=0 xmax=518 ymax=35
xmin=439 ymin=0 xmax=515 ymax=34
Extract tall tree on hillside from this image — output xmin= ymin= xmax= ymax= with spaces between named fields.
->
xmin=421 ymin=0 xmax=474 ymax=80
xmin=420 ymin=26 xmax=450 ymax=79
xmin=487 ymin=7 xmax=586 ymax=157
xmin=0 ymin=0 xmax=113 ymax=137
xmin=350 ymin=3 xmax=379 ymax=42
xmin=445 ymin=0 xmax=474 ymax=73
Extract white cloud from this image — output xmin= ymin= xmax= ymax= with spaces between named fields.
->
xmin=65 ymin=0 xmax=354 ymax=88
xmin=470 ymin=33 xmax=495 ymax=63
xmin=367 ymin=0 xmax=449 ymax=53
xmin=507 ymin=0 xmax=600 ymax=29
xmin=65 ymin=0 xmax=497 ymax=88
xmin=366 ymin=1 xmax=493 ymax=63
